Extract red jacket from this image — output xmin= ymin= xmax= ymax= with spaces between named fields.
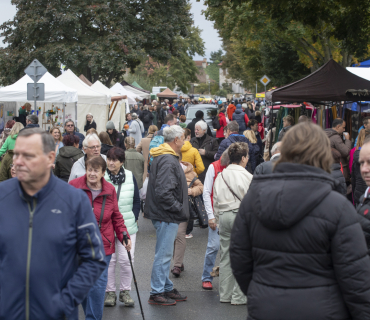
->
xmin=216 ymin=112 xmax=228 ymax=138
xmin=227 ymin=104 xmax=236 ymax=120
xmin=210 ymin=159 xmax=227 ymax=207
xmin=69 ymin=175 xmax=129 ymax=255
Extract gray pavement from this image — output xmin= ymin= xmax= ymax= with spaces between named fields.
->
xmin=79 ymin=214 xmax=248 ymax=320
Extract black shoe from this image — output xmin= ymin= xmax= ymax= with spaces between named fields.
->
xmin=165 ymin=289 xmax=187 ymax=302
xmin=148 ymin=293 xmax=176 ymax=306
xmin=180 ymin=263 xmax=184 ymax=272
xmin=171 ymin=266 xmax=181 ymax=277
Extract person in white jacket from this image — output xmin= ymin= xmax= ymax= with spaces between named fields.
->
xmin=127 ymin=113 xmax=144 ymax=147
xmin=213 ymin=142 xmax=253 ymax=305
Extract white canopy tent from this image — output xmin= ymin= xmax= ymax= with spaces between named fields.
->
xmin=121 ymin=83 xmax=151 ymax=99
xmin=111 ymin=83 xmax=141 ymax=105
xmin=347 ymin=67 xmax=370 ymax=81
xmin=91 ymin=80 xmax=129 ymax=131
xmin=58 ymin=70 xmax=111 ymax=134
xmin=0 ymin=72 xmax=78 ymax=129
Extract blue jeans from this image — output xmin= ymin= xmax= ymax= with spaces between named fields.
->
xmin=82 ymin=254 xmax=111 ymax=320
xmin=150 ymin=220 xmax=179 ymax=295
xmin=201 ymin=226 xmax=220 ymax=282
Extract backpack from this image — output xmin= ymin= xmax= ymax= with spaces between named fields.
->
xmin=148 ymin=133 xmax=165 ymax=166
xmin=143 ymin=112 xmax=151 ymax=123
xmin=212 ymin=116 xmax=221 ymax=130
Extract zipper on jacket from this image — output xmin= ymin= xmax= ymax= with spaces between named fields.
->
xmin=103 ymin=234 xmax=112 ymax=248
xmin=86 ymin=232 xmax=96 ymax=259
xmin=25 ymin=198 xmax=37 ymax=320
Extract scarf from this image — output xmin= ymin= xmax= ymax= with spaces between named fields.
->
xmin=107 ymin=167 xmax=126 ymax=185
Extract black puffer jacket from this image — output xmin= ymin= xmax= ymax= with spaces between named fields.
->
xmin=331 ymin=163 xmax=347 ymax=196
xmin=100 ymin=144 xmax=113 ymax=155
xmin=190 ymin=134 xmax=219 ymax=183
xmin=253 ymin=154 xmax=280 ymax=176
xmin=352 ymin=149 xmax=367 ymax=205
xmin=140 ymin=110 xmax=154 ymax=128
xmin=230 ymin=163 xmax=370 ymax=320
xmin=144 ymin=152 xmax=189 ymax=224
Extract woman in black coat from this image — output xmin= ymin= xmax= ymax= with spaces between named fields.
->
xmin=84 ymin=113 xmax=97 ymax=132
xmin=230 ymin=122 xmax=370 ymax=320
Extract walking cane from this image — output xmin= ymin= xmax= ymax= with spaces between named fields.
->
xmin=123 ymin=231 xmax=145 ymax=320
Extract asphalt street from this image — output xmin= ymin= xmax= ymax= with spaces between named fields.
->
xmin=79 ymin=213 xmax=248 ymax=320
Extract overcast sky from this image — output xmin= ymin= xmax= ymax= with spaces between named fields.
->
xmin=0 ymin=0 xmax=222 ymax=60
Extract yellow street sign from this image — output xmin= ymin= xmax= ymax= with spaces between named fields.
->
xmin=260 ymin=75 xmax=271 ymax=86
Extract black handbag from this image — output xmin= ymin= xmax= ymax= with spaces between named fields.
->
xmin=188 ymin=177 xmax=208 ymax=227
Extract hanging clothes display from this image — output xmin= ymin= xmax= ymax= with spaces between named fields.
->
xmin=312 ymin=109 xmax=317 ymax=123
xmin=332 ymin=106 xmax=337 ymax=119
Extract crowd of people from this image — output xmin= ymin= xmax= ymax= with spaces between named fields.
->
xmin=2 ymin=96 xmax=370 ymax=320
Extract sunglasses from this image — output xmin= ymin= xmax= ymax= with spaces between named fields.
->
xmin=66 ymin=124 xmax=74 ymax=127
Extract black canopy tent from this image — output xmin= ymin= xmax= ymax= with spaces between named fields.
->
xmin=266 ymin=59 xmax=370 ymax=103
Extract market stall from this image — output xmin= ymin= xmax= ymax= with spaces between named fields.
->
xmin=156 ymin=88 xmax=177 ymax=102
xmin=0 ymin=72 xmax=78 ymax=130
xmin=91 ymin=80 xmax=129 ymax=131
xmin=57 ymin=69 xmax=110 ymax=134
xmin=121 ymin=80 xmax=151 ymax=101
xmin=110 ymin=83 xmax=141 ymax=105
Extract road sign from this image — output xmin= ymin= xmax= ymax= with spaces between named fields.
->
xmin=27 ymin=83 xmax=45 ymax=101
xmin=24 ymin=59 xmax=47 ymax=82
xmin=260 ymin=75 xmax=271 ymax=86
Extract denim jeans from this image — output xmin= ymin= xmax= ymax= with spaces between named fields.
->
xmin=201 ymin=226 xmax=220 ymax=282
xmin=82 ymin=254 xmax=112 ymax=320
xmin=150 ymin=219 xmax=179 ymax=295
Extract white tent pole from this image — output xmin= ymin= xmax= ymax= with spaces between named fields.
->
xmin=75 ymin=102 xmax=77 ymax=127
xmin=63 ymin=102 xmax=66 ymax=128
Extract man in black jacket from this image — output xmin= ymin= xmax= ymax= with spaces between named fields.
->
xmin=254 ymin=142 xmax=281 ymax=176
xmin=190 ymin=120 xmax=219 ymax=183
xmin=186 ymin=110 xmax=213 ymax=138
xmin=144 ymin=125 xmax=189 ymax=306
xmin=139 ymin=105 xmax=154 ymax=135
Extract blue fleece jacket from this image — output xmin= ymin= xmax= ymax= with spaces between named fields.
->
xmin=0 ymin=175 xmax=106 ymax=320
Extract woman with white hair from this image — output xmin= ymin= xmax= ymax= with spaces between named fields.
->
xmin=125 ymin=113 xmax=144 ymax=147
xmin=190 ymin=120 xmax=219 ymax=184
xmin=68 ymin=133 xmax=107 ymax=182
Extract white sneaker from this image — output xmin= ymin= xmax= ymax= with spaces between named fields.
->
xmin=185 ymin=234 xmax=193 ymax=239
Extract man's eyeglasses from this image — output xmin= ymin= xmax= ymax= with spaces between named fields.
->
xmin=85 ymin=146 xmax=100 ymax=150
xmin=66 ymin=124 xmax=74 ymax=127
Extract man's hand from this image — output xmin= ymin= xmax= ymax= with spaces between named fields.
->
xmin=343 ymin=132 xmax=350 ymax=140
xmin=122 ymin=239 xmax=132 ymax=252
xmin=188 ymin=188 xmax=193 ymax=196
xmin=208 ymin=218 xmax=217 ymax=231
xmin=199 ymin=149 xmax=206 ymax=156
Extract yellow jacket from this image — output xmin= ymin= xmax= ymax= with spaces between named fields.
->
xmin=181 ymin=141 xmax=205 ymax=176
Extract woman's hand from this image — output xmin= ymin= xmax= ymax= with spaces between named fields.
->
xmin=122 ymin=239 xmax=132 ymax=252
xmin=188 ymin=188 xmax=193 ymax=196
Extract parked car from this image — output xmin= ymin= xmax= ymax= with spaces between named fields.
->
xmin=198 ymin=95 xmax=213 ymax=103
xmin=185 ymin=104 xmax=218 ymax=137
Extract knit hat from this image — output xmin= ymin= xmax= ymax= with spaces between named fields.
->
xmin=236 ymin=104 xmax=242 ymax=109
xmin=106 ymin=121 xmax=115 ymax=130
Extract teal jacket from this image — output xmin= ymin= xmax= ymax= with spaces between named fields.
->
xmin=104 ymin=168 xmax=139 ymax=236
xmin=0 ymin=134 xmax=17 ymax=157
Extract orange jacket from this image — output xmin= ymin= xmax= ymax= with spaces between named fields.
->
xmin=227 ymin=104 xmax=236 ymax=120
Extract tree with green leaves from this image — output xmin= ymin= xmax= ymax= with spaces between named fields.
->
xmin=204 ymin=0 xmax=370 ymax=88
xmin=0 ymin=0 xmax=193 ymax=86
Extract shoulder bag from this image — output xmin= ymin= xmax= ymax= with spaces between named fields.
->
xmin=221 ymin=172 xmax=242 ymax=202
xmin=98 ymin=195 xmax=107 ymax=230
xmin=188 ymin=177 xmax=208 ymax=228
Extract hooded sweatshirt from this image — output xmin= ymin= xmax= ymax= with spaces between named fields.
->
xmin=230 ymin=163 xmax=370 ymax=320
xmin=54 ymin=146 xmax=84 ymax=182
xmin=181 ymin=141 xmax=205 ymax=176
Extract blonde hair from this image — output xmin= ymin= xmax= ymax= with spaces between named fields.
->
xmin=356 ymin=129 xmax=370 ymax=150
xmin=148 ymin=125 xmax=158 ymax=135
xmin=275 ymin=122 xmax=333 ymax=173
xmin=243 ymin=129 xmax=257 ymax=143
xmin=49 ymin=127 xmax=62 ymax=142
xmin=10 ymin=122 xmax=24 ymax=138
xmin=125 ymin=136 xmax=135 ymax=149
xmin=86 ymin=128 xmax=98 ymax=136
